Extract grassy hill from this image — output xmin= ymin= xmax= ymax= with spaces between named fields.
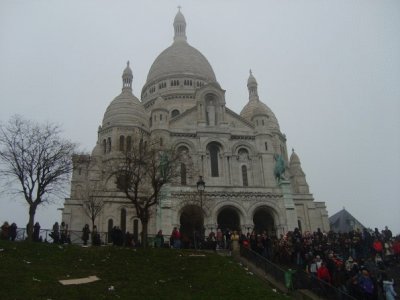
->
xmin=0 ymin=240 xmax=288 ymax=300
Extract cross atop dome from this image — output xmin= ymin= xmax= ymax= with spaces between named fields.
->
xmin=174 ymin=7 xmax=187 ymax=42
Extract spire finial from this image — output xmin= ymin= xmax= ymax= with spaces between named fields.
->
xmin=247 ymin=69 xmax=259 ymax=100
xmin=292 ymin=148 xmax=294 ymax=153
xmin=174 ymin=7 xmax=187 ymax=42
xmin=122 ymin=61 xmax=133 ymax=92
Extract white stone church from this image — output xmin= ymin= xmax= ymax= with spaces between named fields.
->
xmin=62 ymin=10 xmax=329 ymax=241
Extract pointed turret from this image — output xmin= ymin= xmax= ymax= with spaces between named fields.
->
xmin=289 ymin=149 xmax=309 ymax=194
xmin=122 ymin=61 xmax=133 ymax=92
xmin=247 ymin=69 xmax=259 ymax=100
xmin=174 ymin=7 xmax=187 ymax=42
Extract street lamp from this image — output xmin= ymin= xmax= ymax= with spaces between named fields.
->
xmin=195 ymin=176 xmax=205 ymax=249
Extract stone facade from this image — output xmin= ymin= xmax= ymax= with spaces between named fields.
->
xmin=62 ymin=10 xmax=329 ymax=240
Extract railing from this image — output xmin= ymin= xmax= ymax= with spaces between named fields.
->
xmin=240 ymin=246 xmax=357 ymax=300
xmin=11 ymin=228 xmax=172 ymax=247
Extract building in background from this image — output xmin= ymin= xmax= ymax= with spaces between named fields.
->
xmin=62 ymin=9 xmax=329 ymax=242
xmin=329 ymin=208 xmax=365 ymax=233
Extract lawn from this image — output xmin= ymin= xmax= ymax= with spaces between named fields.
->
xmin=0 ymin=240 xmax=288 ymax=300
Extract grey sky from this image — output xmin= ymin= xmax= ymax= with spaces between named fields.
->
xmin=1 ymin=0 xmax=399 ymax=233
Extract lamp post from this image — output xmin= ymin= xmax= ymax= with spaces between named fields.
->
xmin=196 ymin=176 xmax=205 ymax=249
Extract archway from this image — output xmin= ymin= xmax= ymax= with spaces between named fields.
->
xmin=180 ymin=205 xmax=204 ymax=248
xmin=253 ymin=208 xmax=275 ymax=236
xmin=217 ymin=207 xmax=240 ymax=231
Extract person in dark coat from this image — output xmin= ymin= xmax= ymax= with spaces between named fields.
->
xmin=9 ymin=223 xmax=17 ymax=241
xmin=82 ymin=224 xmax=90 ymax=246
xmin=33 ymin=222 xmax=41 ymax=242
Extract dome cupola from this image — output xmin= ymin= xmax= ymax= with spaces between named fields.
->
xmin=240 ymin=70 xmax=280 ymax=130
xmin=141 ymin=9 xmax=217 ymax=103
xmin=102 ymin=63 xmax=148 ymax=129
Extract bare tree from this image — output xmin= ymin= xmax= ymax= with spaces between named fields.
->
xmin=111 ymin=134 xmax=180 ymax=247
xmin=82 ymin=181 xmax=105 ymax=230
xmin=0 ymin=116 xmax=76 ymax=240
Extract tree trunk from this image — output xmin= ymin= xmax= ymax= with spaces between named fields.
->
xmin=141 ymin=221 xmax=148 ymax=248
xmin=27 ymin=205 xmax=36 ymax=241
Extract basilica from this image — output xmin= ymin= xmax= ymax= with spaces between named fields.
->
xmin=62 ymin=10 xmax=329 ymax=241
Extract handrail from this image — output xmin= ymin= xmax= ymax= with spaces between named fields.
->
xmin=240 ymin=245 xmax=357 ymax=300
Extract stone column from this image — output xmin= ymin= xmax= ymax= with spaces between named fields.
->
xmin=279 ymin=180 xmax=298 ymax=232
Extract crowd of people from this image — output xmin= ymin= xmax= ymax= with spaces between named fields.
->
xmin=1 ymin=220 xmax=398 ymax=299
xmin=240 ymin=226 xmax=399 ymax=300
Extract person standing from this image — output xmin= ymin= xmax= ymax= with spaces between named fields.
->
xmin=154 ymin=230 xmax=164 ymax=248
xmin=231 ymin=230 xmax=240 ymax=256
xmin=51 ymin=222 xmax=60 ymax=243
xmin=0 ymin=222 xmax=10 ymax=240
xmin=171 ymin=227 xmax=181 ymax=249
xmin=9 ymin=223 xmax=17 ymax=241
xmin=82 ymin=224 xmax=90 ymax=246
xmin=33 ymin=222 xmax=41 ymax=242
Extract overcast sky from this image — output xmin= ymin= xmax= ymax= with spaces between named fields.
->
xmin=0 ymin=0 xmax=399 ymax=233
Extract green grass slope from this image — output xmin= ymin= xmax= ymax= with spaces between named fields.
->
xmin=0 ymin=240 xmax=287 ymax=300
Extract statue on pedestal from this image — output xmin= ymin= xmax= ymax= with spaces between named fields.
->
xmin=274 ymin=154 xmax=286 ymax=182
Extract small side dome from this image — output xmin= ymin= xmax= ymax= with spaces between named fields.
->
xmin=102 ymin=92 xmax=148 ymax=129
xmin=290 ymin=149 xmax=301 ymax=165
xmin=240 ymin=70 xmax=280 ymax=130
xmin=102 ymin=64 xmax=148 ymax=129
xmin=240 ymin=100 xmax=280 ymax=130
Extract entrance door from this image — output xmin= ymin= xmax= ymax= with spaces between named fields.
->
xmin=180 ymin=205 xmax=204 ymax=248
xmin=253 ymin=209 xmax=275 ymax=236
xmin=217 ymin=207 xmax=240 ymax=231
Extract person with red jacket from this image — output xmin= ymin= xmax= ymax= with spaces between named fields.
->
xmin=393 ymin=238 xmax=400 ymax=262
xmin=317 ymin=262 xmax=331 ymax=283
xmin=372 ymin=238 xmax=383 ymax=256
xmin=171 ymin=227 xmax=181 ymax=249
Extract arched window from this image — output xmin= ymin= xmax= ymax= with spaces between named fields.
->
xmin=126 ymin=136 xmax=132 ymax=152
xmin=265 ymin=142 xmax=268 ymax=151
xmin=208 ymin=143 xmax=220 ymax=177
xmin=171 ymin=109 xmax=180 ymax=118
xmin=242 ymin=165 xmax=248 ymax=186
xmin=103 ymin=139 xmax=106 ymax=154
xmin=107 ymin=137 xmax=112 ymax=153
xmin=108 ymin=219 xmax=113 ymax=243
xmin=121 ymin=208 xmax=126 ymax=233
xmin=160 ymin=137 xmax=163 ymax=147
xmin=180 ymin=163 xmax=187 ymax=185
xmin=119 ymin=136 xmax=125 ymax=151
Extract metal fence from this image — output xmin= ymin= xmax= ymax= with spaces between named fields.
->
xmin=240 ymin=246 xmax=357 ymax=300
xmin=12 ymin=228 xmax=176 ymax=248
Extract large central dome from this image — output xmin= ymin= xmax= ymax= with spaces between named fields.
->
xmin=141 ymin=9 xmax=217 ymax=102
xmin=146 ymin=41 xmax=216 ymax=84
